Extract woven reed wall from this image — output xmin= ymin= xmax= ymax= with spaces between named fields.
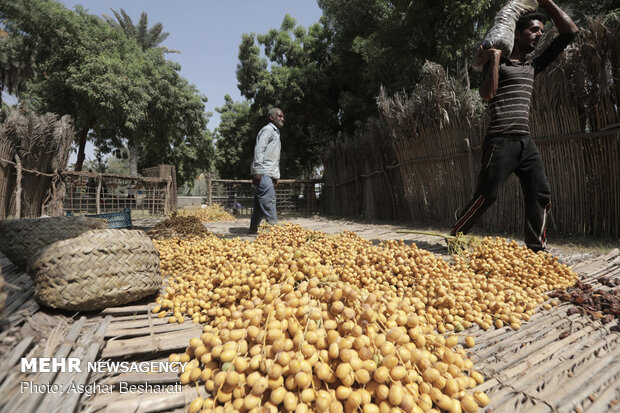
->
xmin=323 ymin=120 xmax=410 ymax=221
xmin=0 ymin=112 xmax=73 ymax=219
xmin=323 ymin=17 xmax=619 ymax=238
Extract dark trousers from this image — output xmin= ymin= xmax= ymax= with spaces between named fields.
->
xmin=250 ymin=175 xmax=277 ymax=229
xmin=451 ymin=135 xmax=551 ymax=251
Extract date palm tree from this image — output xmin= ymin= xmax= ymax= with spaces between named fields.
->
xmin=103 ymin=8 xmax=177 ymax=53
xmin=102 ymin=9 xmax=179 ymax=175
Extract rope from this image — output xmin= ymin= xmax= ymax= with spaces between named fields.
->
xmin=0 ymin=156 xmax=57 ymax=177
xmin=482 ymin=364 xmax=560 ymax=412
xmin=495 ymin=375 xmax=560 ymax=412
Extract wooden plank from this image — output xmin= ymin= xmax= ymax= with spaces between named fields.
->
xmin=4 ymin=287 xmax=34 ymax=315
xmin=584 ymin=378 xmax=620 ymax=413
xmin=4 ymin=300 xmax=39 ymax=328
xmin=3 ymin=316 xmax=86 ymax=413
xmin=100 ymin=371 xmax=180 ymax=386
xmin=105 ymin=322 xmax=198 ymax=339
xmin=46 ymin=317 xmax=111 ymax=413
xmin=112 ymin=387 xmax=198 ymax=413
xmin=477 ymin=326 xmax=619 ymax=407
xmin=494 ymin=331 xmax=619 ymax=399
xmin=107 ymin=317 xmax=169 ymax=330
xmin=106 ymin=313 xmax=157 ymax=322
xmin=514 ymin=351 xmax=620 ymax=413
xmin=101 ymin=326 xmax=202 ymax=358
xmin=101 ymin=304 xmax=153 ymax=316
xmin=476 ymin=318 xmax=598 ymax=374
xmin=484 ymin=323 xmax=607 ymax=383
xmin=85 ymin=385 xmax=197 ymax=413
xmin=472 ymin=312 xmax=578 ymax=363
xmin=0 ymin=336 xmax=34 ymax=384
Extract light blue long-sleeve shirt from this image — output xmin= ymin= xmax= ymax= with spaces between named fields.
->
xmin=250 ymin=122 xmax=281 ymax=179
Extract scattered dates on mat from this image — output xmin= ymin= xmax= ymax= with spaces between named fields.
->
xmin=549 ymin=278 xmax=620 ymax=331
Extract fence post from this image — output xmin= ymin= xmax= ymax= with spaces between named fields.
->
xmin=14 ymin=155 xmax=22 ymax=219
xmin=306 ymin=183 xmax=312 ymax=215
xmin=164 ymin=177 xmax=171 ymax=215
xmin=206 ymin=173 xmax=212 ymax=205
xmin=96 ymin=177 xmax=101 ymax=215
xmin=465 ymin=139 xmax=476 ymax=195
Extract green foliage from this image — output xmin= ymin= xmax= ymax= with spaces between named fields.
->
xmin=0 ymin=0 xmax=153 ymax=160
xmin=317 ymin=0 xmax=501 ymax=130
xmin=315 ymin=0 xmax=613 ymax=131
xmin=214 ymin=95 xmax=253 ymax=179
xmin=0 ymin=0 xmax=211 ymax=187
xmin=234 ymin=15 xmax=337 ymax=178
xmin=103 ymin=8 xmax=177 ymax=54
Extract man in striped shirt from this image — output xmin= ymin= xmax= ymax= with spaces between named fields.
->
xmin=451 ymin=0 xmax=578 ymax=251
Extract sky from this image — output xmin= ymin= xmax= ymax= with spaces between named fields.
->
xmin=53 ymin=0 xmax=324 ymax=163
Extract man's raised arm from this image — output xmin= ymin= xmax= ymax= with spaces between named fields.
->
xmin=538 ymin=0 xmax=578 ymax=34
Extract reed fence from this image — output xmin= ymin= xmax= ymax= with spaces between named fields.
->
xmin=323 ymin=16 xmax=620 ymax=238
xmin=61 ymin=169 xmax=175 ymax=217
xmin=323 ymin=120 xmax=409 ymax=221
xmin=0 ymin=112 xmax=73 ymax=219
xmin=204 ymin=177 xmax=322 ymax=216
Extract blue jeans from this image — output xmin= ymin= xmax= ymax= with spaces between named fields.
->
xmin=250 ymin=175 xmax=277 ymax=228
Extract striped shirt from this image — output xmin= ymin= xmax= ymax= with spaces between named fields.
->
xmin=486 ymin=33 xmax=575 ymax=137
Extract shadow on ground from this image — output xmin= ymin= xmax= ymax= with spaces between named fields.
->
xmin=369 ymin=238 xmax=446 ymax=255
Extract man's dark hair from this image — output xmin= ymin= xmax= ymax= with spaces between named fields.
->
xmin=516 ymin=12 xmax=547 ymax=31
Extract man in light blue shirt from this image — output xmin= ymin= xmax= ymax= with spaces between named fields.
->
xmin=249 ymin=108 xmax=284 ymax=233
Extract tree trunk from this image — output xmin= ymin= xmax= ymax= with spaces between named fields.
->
xmin=129 ymin=141 xmax=139 ymax=176
xmin=74 ymin=125 xmax=90 ymax=172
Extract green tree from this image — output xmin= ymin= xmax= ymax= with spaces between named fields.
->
xmin=137 ymin=57 xmax=212 ymax=188
xmin=214 ymin=95 xmax=253 ymax=179
xmin=235 ymin=15 xmax=337 ymax=178
xmin=103 ymin=8 xmax=176 ymax=53
xmin=0 ymin=26 xmax=32 ymax=106
xmin=1 ymin=0 xmax=211 ymax=186
xmin=93 ymin=52 xmax=212 ymax=187
xmin=316 ymin=0 xmax=502 ymax=130
xmin=102 ymin=8 xmax=179 ymax=175
xmin=314 ymin=0 xmax=611 ymax=133
xmin=0 ymin=0 xmax=152 ymax=171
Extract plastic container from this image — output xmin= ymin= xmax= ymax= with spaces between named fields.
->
xmin=86 ymin=207 xmax=133 ymax=229
xmin=67 ymin=207 xmax=133 ymax=229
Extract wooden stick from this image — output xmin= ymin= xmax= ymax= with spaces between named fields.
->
xmin=14 ymin=155 xmax=22 ymax=218
xmin=0 ymin=336 xmax=34 ymax=384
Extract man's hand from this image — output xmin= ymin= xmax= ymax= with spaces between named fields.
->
xmin=273 ymin=179 xmax=279 ymax=186
xmin=252 ymin=174 xmax=262 ymax=186
xmin=475 ymin=46 xmax=501 ymax=67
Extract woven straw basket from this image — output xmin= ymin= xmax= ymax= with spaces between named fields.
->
xmin=29 ymin=229 xmax=161 ymax=311
xmin=0 ymin=216 xmax=108 ymax=271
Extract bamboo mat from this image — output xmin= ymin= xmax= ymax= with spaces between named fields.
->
xmin=0 ymin=243 xmax=618 ymax=413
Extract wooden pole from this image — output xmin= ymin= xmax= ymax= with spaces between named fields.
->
xmin=14 ymin=155 xmax=22 ymax=219
xmin=164 ymin=178 xmax=171 ymax=215
xmin=206 ymin=173 xmax=212 ymax=205
xmin=96 ymin=177 xmax=102 ymax=214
